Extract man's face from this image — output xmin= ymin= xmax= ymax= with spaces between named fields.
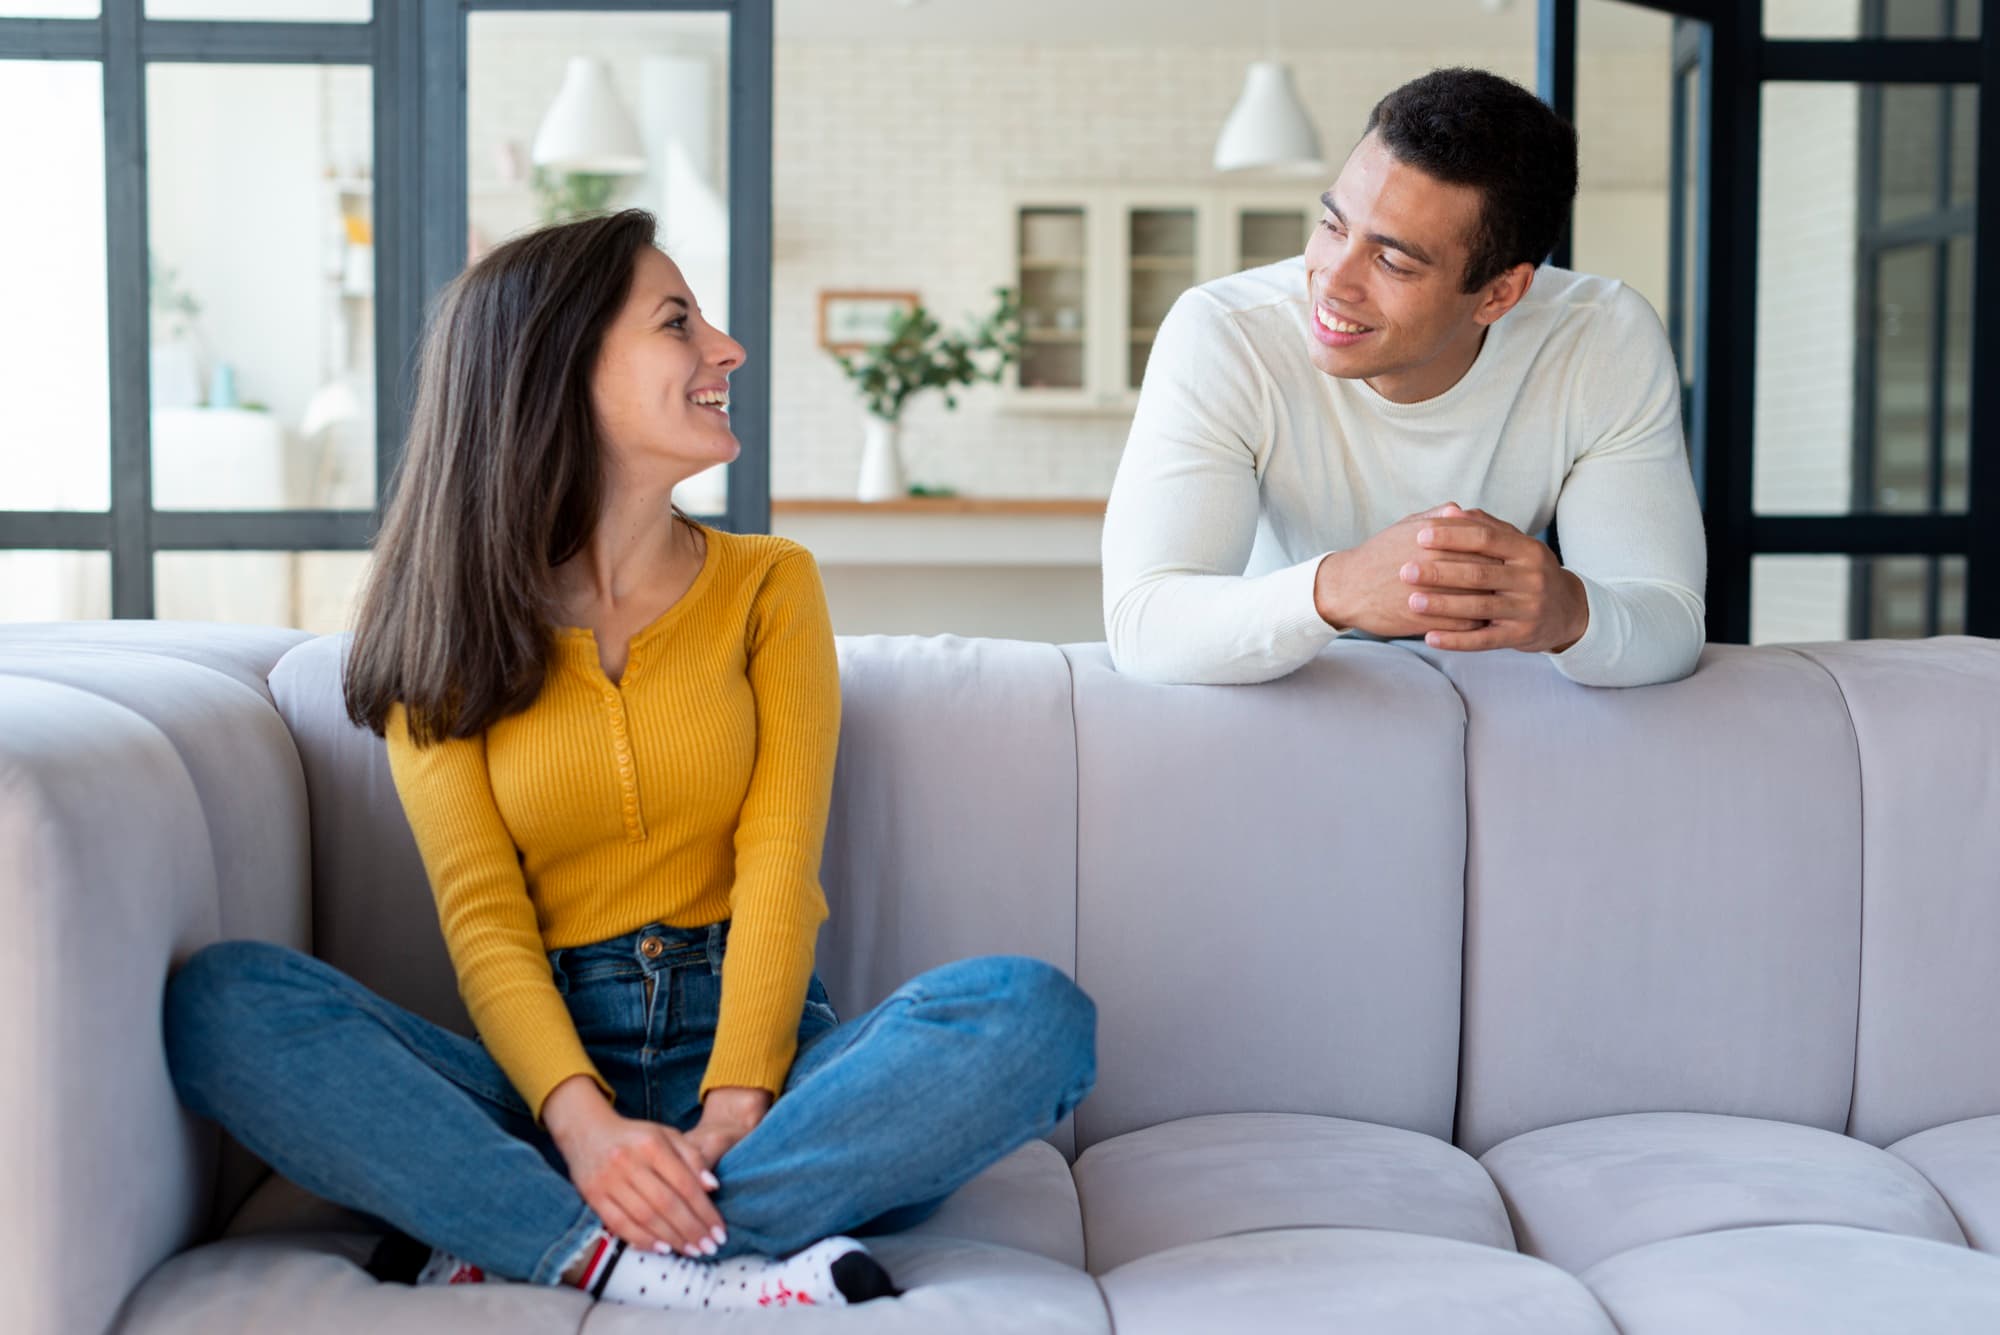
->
xmin=1302 ymin=132 xmax=1496 ymax=398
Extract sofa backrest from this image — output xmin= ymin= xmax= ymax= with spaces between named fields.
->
xmin=263 ymin=634 xmax=1091 ymax=1059
xmin=1424 ymin=644 xmax=1867 ymax=1157
xmin=1794 ymin=639 xmax=2000 ymax=1147
xmin=1062 ymin=642 xmax=1470 ymax=1152
xmin=255 ymin=629 xmax=2000 ymax=1163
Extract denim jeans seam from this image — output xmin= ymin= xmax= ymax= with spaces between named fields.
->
xmin=533 ymin=1200 xmax=607 ymax=1286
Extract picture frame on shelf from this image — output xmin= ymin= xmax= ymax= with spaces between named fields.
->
xmin=819 ymin=290 xmax=919 ymax=353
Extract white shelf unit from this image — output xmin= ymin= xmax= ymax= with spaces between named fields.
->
xmin=1002 ymin=184 xmax=1318 ymax=415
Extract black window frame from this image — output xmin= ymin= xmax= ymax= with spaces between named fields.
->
xmin=0 ymin=0 xmax=773 ymax=620
xmin=1542 ymin=0 xmax=1997 ymax=641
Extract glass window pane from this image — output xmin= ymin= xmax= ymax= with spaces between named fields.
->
xmin=1756 ymin=84 xmax=1975 ymax=517
xmin=155 ymin=550 xmax=369 ymax=632
xmin=0 ymin=551 xmax=109 ymax=621
xmin=0 ymin=62 xmax=108 ymax=512
xmin=1877 ymin=85 xmax=1946 ymax=227
xmin=147 ymin=65 xmax=375 ymax=512
xmin=1950 ymin=85 xmax=1977 ymax=208
xmin=145 ymin=1 xmax=369 ymax=19
xmin=1869 ymin=244 xmax=1937 ymax=513
xmin=1943 ymin=234 xmax=1971 ymax=510
xmin=1752 ymin=554 xmax=1967 ymax=642
xmin=467 ymin=9 xmax=731 ymax=515
xmin=1572 ymin=1 xmax=1677 ymax=326
xmin=1765 ymin=0 xmax=1978 ymax=38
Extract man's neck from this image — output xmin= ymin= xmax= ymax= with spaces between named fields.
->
xmin=1364 ymin=325 xmax=1489 ymax=405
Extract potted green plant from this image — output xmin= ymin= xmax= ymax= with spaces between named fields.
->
xmin=831 ymin=289 xmax=1020 ymax=500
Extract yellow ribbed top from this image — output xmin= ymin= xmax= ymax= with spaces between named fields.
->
xmin=383 ymin=529 xmax=839 ymax=1121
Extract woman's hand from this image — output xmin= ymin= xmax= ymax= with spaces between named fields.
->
xmin=542 ymin=1075 xmax=727 ymax=1258
xmin=686 ymin=1085 xmax=773 ymax=1167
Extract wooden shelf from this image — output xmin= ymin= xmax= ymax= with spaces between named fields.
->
xmin=772 ymin=497 xmax=1106 ymax=516
xmin=1022 ymin=330 xmax=1085 ymax=344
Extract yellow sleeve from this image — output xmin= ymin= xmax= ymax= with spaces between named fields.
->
xmin=383 ymin=705 xmax=613 ymax=1121
xmin=700 ymin=549 xmax=840 ymax=1098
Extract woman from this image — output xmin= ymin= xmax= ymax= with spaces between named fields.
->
xmin=163 ymin=208 xmax=1097 ymax=1313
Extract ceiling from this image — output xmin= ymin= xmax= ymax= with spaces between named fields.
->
xmin=773 ymin=0 xmax=1675 ymax=52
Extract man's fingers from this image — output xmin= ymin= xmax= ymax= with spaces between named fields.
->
xmin=1416 ymin=520 xmax=1526 ymax=557
xmin=1409 ymin=591 xmax=1511 ymax=620
xmin=1400 ymin=559 xmax=1519 ymax=590
xmin=1424 ymin=624 xmax=1526 ymax=652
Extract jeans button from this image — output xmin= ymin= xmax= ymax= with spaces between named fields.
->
xmin=640 ymin=936 xmax=665 ymax=960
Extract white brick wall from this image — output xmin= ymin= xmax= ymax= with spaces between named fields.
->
xmin=771 ymin=41 xmax=1688 ymax=499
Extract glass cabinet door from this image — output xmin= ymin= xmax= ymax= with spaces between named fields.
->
xmin=1125 ymin=207 xmax=1197 ymax=390
xmin=1015 ymin=206 xmax=1089 ymax=392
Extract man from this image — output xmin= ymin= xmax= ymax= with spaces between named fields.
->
xmin=1102 ymin=67 xmax=1705 ymax=687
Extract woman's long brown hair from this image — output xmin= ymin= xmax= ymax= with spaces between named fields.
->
xmin=344 ymin=208 xmax=662 ymax=744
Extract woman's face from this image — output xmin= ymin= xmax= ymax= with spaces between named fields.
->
xmin=591 ymin=247 xmax=745 ymax=483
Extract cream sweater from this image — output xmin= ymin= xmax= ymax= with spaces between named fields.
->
xmin=1102 ymin=260 xmax=1706 ymax=687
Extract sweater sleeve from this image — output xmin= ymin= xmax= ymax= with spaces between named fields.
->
xmin=700 ymin=549 xmax=839 ymax=1098
xmin=1545 ymin=285 xmax=1709 ymax=688
xmin=383 ymin=706 xmax=611 ymax=1121
xmin=1102 ymin=286 xmax=1344 ymax=685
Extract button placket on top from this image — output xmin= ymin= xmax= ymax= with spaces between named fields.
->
xmin=598 ymin=647 xmax=647 ymax=843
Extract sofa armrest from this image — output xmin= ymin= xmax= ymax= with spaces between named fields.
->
xmin=0 ymin=665 xmax=311 ymax=1335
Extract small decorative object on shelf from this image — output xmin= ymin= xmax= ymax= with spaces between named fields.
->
xmin=830 ymin=289 xmax=1021 ymax=502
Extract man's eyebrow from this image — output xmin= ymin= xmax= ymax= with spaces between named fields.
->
xmin=650 ymin=293 xmax=690 ymax=318
xmin=1320 ymin=191 xmax=1437 ymax=267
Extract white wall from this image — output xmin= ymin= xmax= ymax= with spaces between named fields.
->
xmin=770 ymin=40 xmax=1682 ymax=501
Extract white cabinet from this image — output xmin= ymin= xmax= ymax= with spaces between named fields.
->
xmin=1004 ymin=184 xmax=1318 ymax=414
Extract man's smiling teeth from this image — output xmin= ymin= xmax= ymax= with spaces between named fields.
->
xmin=1315 ymin=307 xmax=1374 ymax=335
xmin=689 ymin=389 xmax=729 ymax=407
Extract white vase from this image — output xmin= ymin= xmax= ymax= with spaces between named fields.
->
xmin=857 ymin=415 xmax=905 ymax=502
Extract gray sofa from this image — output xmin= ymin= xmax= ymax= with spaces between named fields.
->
xmin=4 ymin=620 xmax=1999 ymax=1334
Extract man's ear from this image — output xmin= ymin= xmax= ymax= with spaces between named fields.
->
xmin=1472 ymin=262 xmax=1537 ymax=327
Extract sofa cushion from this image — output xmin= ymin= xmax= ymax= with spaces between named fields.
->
xmin=1418 ymin=645 xmax=1864 ymax=1157
xmin=1074 ymin=1112 xmax=1513 ymax=1274
xmin=1892 ymin=1115 xmax=2000 ymax=1253
xmin=581 ymin=1236 xmax=1109 ymax=1333
xmin=1580 ymin=1224 xmax=2000 ymax=1333
xmin=116 ymin=1230 xmax=597 ymax=1335
xmin=1064 ymin=640 xmax=1469 ymax=1152
xmin=1793 ymin=639 xmax=2000 ymax=1147
xmin=121 ymin=1229 xmax=1110 ymax=1334
xmin=1480 ymin=1111 xmax=1964 ymax=1273
xmin=900 ymin=1140 xmax=1085 ymax=1268
xmin=1096 ymin=1229 xmax=1617 ymax=1335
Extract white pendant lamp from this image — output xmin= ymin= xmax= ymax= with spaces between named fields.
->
xmin=1213 ymin=2 xmax=1325 ymax=175
xmin=532 ymin=56 xmax=647 ymax=174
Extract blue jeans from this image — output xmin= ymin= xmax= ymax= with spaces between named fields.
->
xmin=163 ymin=923 xmax=1096 ymax=1285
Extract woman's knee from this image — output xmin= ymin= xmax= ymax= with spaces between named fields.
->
xmin=928 ymin=955 xmax=1096 ymax=1066
xmin=164 ymin=940 xmax=313 ymax=1068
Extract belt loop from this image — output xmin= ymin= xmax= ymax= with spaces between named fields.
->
xmin=706 ymin=922 xmax=726 ymax=975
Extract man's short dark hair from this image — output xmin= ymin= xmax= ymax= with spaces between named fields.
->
xmin=1363 ymin=68 xmax=1579 ymax=293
